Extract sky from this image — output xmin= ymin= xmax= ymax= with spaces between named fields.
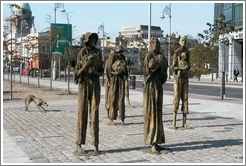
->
xmin=2 ymin=1 xmax=215 ymax=41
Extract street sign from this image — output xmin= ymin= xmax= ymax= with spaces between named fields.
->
xmin=51 ymin=23 xmax=72 ymax=55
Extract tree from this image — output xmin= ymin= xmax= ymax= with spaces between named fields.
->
xmin=197 ymin=13 xmax=242 ymax=47
xmin=131 ymin=34 xmax=148 ymax=72
xmin=3 ymin=15 xmax=19 ymax=72
xmin=190 ymin=44 xmax=218 ymax=75
xmin=23 ymin=34 xmax=39 ymax=86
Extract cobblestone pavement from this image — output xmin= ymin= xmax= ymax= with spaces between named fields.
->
xmin=3 ymin=97 xmax=244 ymax=164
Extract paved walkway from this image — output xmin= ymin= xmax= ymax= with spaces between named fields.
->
xmin=2 ymin=74 xmax=244 ymax=164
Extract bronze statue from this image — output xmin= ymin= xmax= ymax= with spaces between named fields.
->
xmin=104 ymin=50 xmax=114 ymax=118
xmin=171 ymin=37 xmax=191 ymax=129
xmin=143 ymin=38 xmax=168 ymax=154
xmin=104 ymin=45 xmax=128 ymax=125
xmin=74 ymin=32 xmax=104 ymax=155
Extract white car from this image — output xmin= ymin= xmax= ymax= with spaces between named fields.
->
xmin=13 ymin=66 xmax=20 ymax=72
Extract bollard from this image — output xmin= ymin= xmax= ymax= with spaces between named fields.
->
xmin=226 ymin=74 xmax=228 ymax=82
xmin=130 ymin=76 xmax=136 ymax=89
xmin=198 ymin=73 xmax=200 ymax=81
xmin=212 ymin=73 xmax=213 ymax=82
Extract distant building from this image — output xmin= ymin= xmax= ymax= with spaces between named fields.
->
xmin=11 ymin=3 xmax=34 ymax=38
xmin=214 ymin=3 xmax=243 ymax=79
xmin=3 ymin=3 xmax=37 ymax=71
xmin=38 ymin=31 xmax=51 ymax=70
xmin=118 ymin=25 xmax=163 ymax=40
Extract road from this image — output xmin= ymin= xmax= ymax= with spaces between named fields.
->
xmin=7 ymin=72 xmax=243 ymax=99
xmin=135 ymin=80 xmax=243 ymax=99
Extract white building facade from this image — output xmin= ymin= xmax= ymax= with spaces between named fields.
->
xmin=215 ymin=3 xmax=244 ymax=80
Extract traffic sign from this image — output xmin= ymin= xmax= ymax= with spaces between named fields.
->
xmin=51 ymin=23 xmax=72 ymax=55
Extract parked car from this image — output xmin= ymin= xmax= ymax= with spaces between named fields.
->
xmin=22 ymin=68 xmax=51 ymax=77
xmin=21 ymin=68 xmax=30 ymax=76
xmin=13 ymin=66 xmax=20 ymax=72
xmin=36 ymin=69 xmax=51 ymax=77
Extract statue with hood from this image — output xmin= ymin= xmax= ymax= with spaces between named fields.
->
xmin=74 ymin=32 xmax=104 ymax=155
xmin=104 ymin=45 xmax=128 ymax=125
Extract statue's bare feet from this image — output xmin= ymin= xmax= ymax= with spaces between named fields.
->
xmin=183 ymin=124 xmax=190 ymax=129
xmin=171 ymin=125 xmax=177 ymax=129
xmin=94 ymin=145 xmax=99 ymax=155
xmin=126 ymin=100 xmax=131 ymax=107
xmin=110 ymin=119 xmax=115 ymax=125
xmin=76 ymin=145 xmax=86 ymax=154
xmin=151 ymin=144 xmax=160 ymax=154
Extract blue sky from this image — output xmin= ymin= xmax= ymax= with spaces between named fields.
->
xmin=2 ymin=1 xmax=215 ymax=40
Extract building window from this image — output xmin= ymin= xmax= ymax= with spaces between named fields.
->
xmin=41 ymin=46 xmax=45 ymax=53
xmin=223 ymin=3 xmax=232 ymax=9
xmin=234 ymin=4 xmax=243 ymax=27
xmin=47 ymin=46 xmax=50 ymax=53
xmin=223 ymin=8 xmax=232 ymax=22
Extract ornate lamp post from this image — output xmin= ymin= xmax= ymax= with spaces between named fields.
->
xmin=161 ymin=3 xmax=171 ymax=79
xmin=98 ymin=23 xmax=106 ymax=86
xmin=53 ymin=3 xmax=65 ymax=80
xmin=54 ymin=3 xmax=65 ymax=23
xmin=9 ymin=4 xmax=15 ymax=100
xmin=20 ymin=19 xmax=28 ymax=83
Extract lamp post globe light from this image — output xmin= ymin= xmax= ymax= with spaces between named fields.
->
xmin=161 ymin=3 xmax=171 ymax=79
xmin=54 ymin=3 xmax=65 ymax=23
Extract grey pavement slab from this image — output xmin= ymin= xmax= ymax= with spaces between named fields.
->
xmin=2 ymin=129 xmax=33 ymax=163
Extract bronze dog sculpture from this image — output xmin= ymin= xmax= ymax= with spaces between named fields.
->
xmin=24 ymin=95 xmax=48 ymax=113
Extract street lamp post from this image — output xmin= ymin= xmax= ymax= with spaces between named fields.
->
xmin=54 ymin=3 xmax=65 ymax=23
xmin=10 ymin=8 xmax=13 ymax=99
xmin=66 ymin=41 xmax=71 ymax=94
xmin=27 ymin=56 xmax=30 ymax=86
xmin=161 ymin=3 xmax=171 ymax=79
xmin=20 ymin=19 xmax=28 ymax=84
xmin=9 ymin=4 xmax=16 ymax=100
xmin=98 ymin=23 xmax=106 ymax=86
xmin=53 ymin=3 xmax=65 ymax=80
xmin=220 ymin=37 xmax=228 ymax=100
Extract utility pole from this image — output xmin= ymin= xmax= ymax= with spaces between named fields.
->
xmin=20 ymin=19 xmax=28 ymax=84
xmin=98 ymin=23 xmax=105 ymax=86
xmin=102 ymin=23 xmax=105 ymax=86
xmin=10 ymin=6 xmax=13 ymax=100
xmin=148 ymin=3 xmax=151 ymax=45
xmin=161 ymin=3 xmax=171 ymax=79
xmin=220 ymin=39 xmax=226 ymax=100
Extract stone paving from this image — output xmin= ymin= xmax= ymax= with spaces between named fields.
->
xmin=3 ymin=96 xmax=244 ymax=164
